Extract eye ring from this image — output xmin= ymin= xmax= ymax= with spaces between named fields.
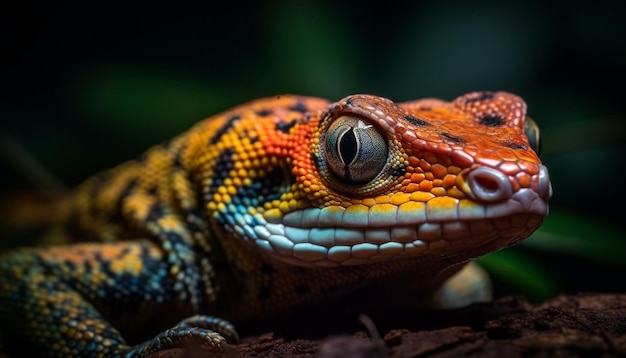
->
xmin=324 ymin=116 xmax=388 ymax=184
xmin=524 ymin=116 xmax=542 ymax=154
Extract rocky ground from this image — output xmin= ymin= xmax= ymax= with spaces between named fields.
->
xmin=150 ymin=293 xmax=626 ymax=357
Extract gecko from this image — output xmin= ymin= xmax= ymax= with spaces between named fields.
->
xmin=0 ymin=91 xmax=552 ymax=357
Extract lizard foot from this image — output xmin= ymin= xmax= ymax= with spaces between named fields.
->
xmin=117 ymin=315 xmax=239 ymax=358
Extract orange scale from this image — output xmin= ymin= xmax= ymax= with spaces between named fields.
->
xmin=361 ymin=198 xmax=376 ymax=207
xmin=519 ymin=159 xmax=540 ymax=175
xmin=442 ymin=174 xmax=456 ymax=188
xmin=424 ymin=141 xmax=443 ymax=153
xmin=418 ymin=159 xmax=432 ymax=171
xmin=446 ymin=187 xmax=466 ymax=199
xmin=419 ymin=181 xmax=433 ymax=191
xmin=477 ymin=156 xmax=502 ymax=168
xmin=424 ymin=151 xmax=439 ymax=163
xmin=405 ymin=183 xmax=420 ymax=192
xmin=437 ymin=155 xmax=453 ymax=167
xmin=498 ymin=161 xmax=521 ymax=176
xmin=510 ymin=180 xmax=520 ymax=192
xmin=431 ymin=164 xmax=448 ymax=179
xmin=449 ymin=151 xmax=474 ymax=167
xmin=375 ymin=196 xmax=389 ymax=204
xmin=495 ymin=148 xmax=520 ymax=162
xmin=401 ymin=131 xmax=417 ymax=142
xmin=394 ymin=125 xmax=407 ymax=134
xmin=515 ymin=172 xmax=532 ymax=188
xmin=431 ymin=187 xmax=447 ymax=197
xmin=410 ymin=173 xmax=425 ymax=182
xmin=408 ymin=156 xmax=420 ymax=167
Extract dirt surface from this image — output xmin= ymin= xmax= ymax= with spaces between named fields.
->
xmin=148 ymin=293 xmax=626 ymax=357
xmin=3 ymin=293 xmax=624 ymax=357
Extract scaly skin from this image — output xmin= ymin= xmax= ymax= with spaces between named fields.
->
xmin=0 ymin=91 xmax=552 ymax=357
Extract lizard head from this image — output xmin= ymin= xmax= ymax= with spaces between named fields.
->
xmin=202 ymin=92 xmax=552 ymax=268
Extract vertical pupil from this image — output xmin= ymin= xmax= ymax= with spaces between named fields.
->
xmin=339 ymin=128 xmax=358 ymax=165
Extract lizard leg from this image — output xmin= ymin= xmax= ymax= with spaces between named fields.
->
xmin=0 ymin=240 xmax=237 ymax=357
xmin=120 ymin=316 xmax=238 ymax=357
xmin=173 ymin=315 xmax=239 ymax=342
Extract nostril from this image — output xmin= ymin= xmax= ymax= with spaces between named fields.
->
xmin=474 ymin=175 xmax=500 ymax=193
xmin=466 ymin=167 xmax=513 ymax=202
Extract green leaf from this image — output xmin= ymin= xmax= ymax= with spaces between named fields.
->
xmin=522 ymin=208 xmax=626 ymax=267
xmin=477 ymin=250 xmax=560 ymax=301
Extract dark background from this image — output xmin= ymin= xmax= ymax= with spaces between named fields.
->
xmin=2 ymin=1 xmax=625 ymax=300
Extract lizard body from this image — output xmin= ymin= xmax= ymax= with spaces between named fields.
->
xmin=0 ymin=92 xmax=552 ymax=357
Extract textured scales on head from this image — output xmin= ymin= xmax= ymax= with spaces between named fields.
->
xmin=200 ymin=91 xmax=552 ymax=269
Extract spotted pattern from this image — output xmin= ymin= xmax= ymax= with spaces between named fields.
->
xmin=0 ymin=92 xmax=551 ymax=357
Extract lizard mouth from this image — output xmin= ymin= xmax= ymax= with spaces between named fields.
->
xmin=251 ymin=165 xmax=551 ymax=267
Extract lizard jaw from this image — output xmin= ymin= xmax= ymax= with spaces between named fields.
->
xmin=248 ymin=182 xmax=549 ymax=267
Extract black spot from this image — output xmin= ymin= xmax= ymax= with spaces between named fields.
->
xmin=146 ymin=185 xmax=158 ymax=196
xmin=289 ymin=101 xmax=308 ymax=113
xmin=276 ymin=119 xmax=297 ymax=134
xmin=256 ymin=109 xmax=273 ymax=117
xmin=113 ymin=178 xmax=137 ymax=219
xmin=404 ymin=115 xmax=429 ymax=126
xmin=119 ymin=244 xmax=133 ymax=257
xmin=100 ymin=260 xmax=115 ymax=279
xmin=249 ymin=136 xmax=259 ymax=144
xmin=441 ymin=132 xmax=465 ymax=143
xmin=479 ymin=115 xmax=505 ymax=127
xmin=300 ymin=113 xmax=312 ymax=124
xmin=501 ymin=140 xmax=528 ymax=150
xmin=163 ymin=231 xmax=188 ymax=247
xmin=205 ymin=148 xmax=235 ymax=200
xmin=465 ymin=91 xmax=495 ymax=103
xmin=230 ymin=166 xmax=289 ymax=208
xmin=172 ymin=148 xmax=185 ymax=169
xmin=295 ymin=284 xmax=310 ymax=295
xmin=257 ymin=285 xmax=271 ymax=302
xmin=210 ymin=115 xmax=241 ymax=145
xmin=418 ymin=106 xmax=432 ymax=111
xmin=146 ymin=203 xmax=165 ymax=222
xmin=391 ymin=167 xmax=407 ymax=177
xmin=94 ymin=251 xmax=103 ymax=261
xmin=63 ymin=260 xmax=77 ymax=271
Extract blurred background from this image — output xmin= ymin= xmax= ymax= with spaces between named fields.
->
xmin=2 ymin=0 xmax=625 ymax=300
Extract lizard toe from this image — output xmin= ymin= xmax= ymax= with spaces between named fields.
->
xmin=119 ymin=324 xmax=237 ymax=358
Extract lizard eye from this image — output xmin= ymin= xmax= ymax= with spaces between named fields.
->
xmin=325 ymin=116 xmax=388 ymax=184
xmin=524 ymin=116 xmax=542 ymax=154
